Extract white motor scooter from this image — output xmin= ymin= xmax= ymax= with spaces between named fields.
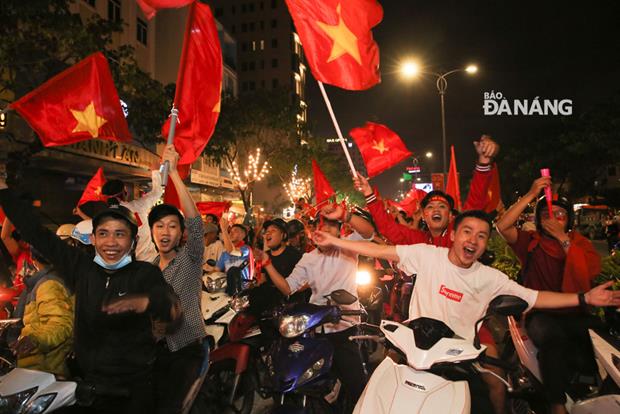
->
xmin=202 ymin=270 xmax=235 ymax=347
xmin=352 ymin=295 xmax=527 ymax=414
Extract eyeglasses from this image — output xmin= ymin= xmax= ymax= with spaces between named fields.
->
xmin=542 ymin=210 xmax=567 ymax=220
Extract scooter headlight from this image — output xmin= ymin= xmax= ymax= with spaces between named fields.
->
xmin=0 ymin=386 xmax=38 ymax=414
xmin=356 ymin=270 xmax=371 ymax=286
xmin=205 ymin=276 xmax=227 ymax=293
xmin=299 ymin=358 xmax=325 ymax=385
xmin=25 ymin=393 xmax=56 ymax=414
xmin=279 ymin=315 xmax=310 ymax=338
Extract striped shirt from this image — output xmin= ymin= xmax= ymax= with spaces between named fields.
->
xmin=156 ymin=216 xmax=206 ymax=352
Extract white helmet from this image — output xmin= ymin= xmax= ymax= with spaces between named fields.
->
xmin=71 ymin=220 xmax=93 ymax=245
xmin=56 ymin=224 xmax=76 ymax=240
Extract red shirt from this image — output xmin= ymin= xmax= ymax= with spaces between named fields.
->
xmin=509 ymin=230 xmax=565 ymax=292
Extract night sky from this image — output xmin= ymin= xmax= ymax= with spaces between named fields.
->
xmin=305 ymin=0 xmax=620 ymax=198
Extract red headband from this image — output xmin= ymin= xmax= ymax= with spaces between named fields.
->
xmin=428 ymin=196 xmax=449 ymax=206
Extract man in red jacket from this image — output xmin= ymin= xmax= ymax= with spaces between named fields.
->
xmin=354 ymin=135 xmax=499 ymax=247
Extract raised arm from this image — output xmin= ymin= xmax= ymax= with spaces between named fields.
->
xmin=463 ymin=135 xmax=499 ymax=211
xmin=219 ymin=215 xmax=234 ymax=253
xmin=1 ymin=216 xmax=20 ymax=257
xmin=534 ymin=281 xmax=620 ymax=309
xmin=312 ymin=230 xmax=400 ymax=262
xmin=124 ymin=165 xmax=164 ymax=213
xmin=496 ymin=176 xmax=551 ymax=244
xmin=319 ymin=203 xmax=374 ymax=239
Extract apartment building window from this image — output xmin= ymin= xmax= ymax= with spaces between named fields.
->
xmin=271 ymin=19 xmax=277 ymax=29
xmin=214 ymin=7 xmax=223 ymax=17
xmin=272 ymin=78 xmax=279 ymax=89
xmin=252 ymin=40 xmax=257 ymax=51
xmin=242 ymin=82 xmax=248 ymax=92
xmin=249 ymin=61 xmax=256 ymax=70
xmin=241 ymin=4 xmax=247 ymax=13
xmin=261 ymin=80 xmax=266 ymax=89
xmin=231 ymin=25 xmax=236 ymax=34
xmin=249 ymin=22 xmax=255 ymax=32
xmin=241 ymin=42 xmax=248 ymax=52
xmin=231 ymin=5 xmax=236 ymax=14
xmin=260 ymin=60 xmax=265 ymax=69
xmin=260 ymin=21 xmax=264 ymax=31
xmin=136 ymin=18 xmax=148 ymax=45
xmin=271 ymin=38 xmax=278 ymax=48
xmin=249 ymin=81 xmax=256 ymax=91
xmin=260 ymin=1 xmax=264 ymax=10
xmin=271 ymin=0 xmax=277 ymax=8
xmin=241 ymin=62 xmax=248 ymax=71
xmin=242 ymin=23 xmax=247 ymax=32
xmin=271 ymin=58 xmax=278 ymax=68
xmin=84 ymin=0 xmax=96 ymax=7
xmin=260 ymin=40 xmax=265 ymax=50
xmin=249 ymin=3 xmax=255 ymax=12
xmin=108 ymin=0 xmax=121 ymax=23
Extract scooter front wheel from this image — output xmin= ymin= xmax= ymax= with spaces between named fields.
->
xmin=198 ymin=360 xmax=255 ymax=414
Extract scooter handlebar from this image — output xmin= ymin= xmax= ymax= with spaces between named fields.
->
xmin=340 ymin=309 xmax=365 ymax=316
xmin=348 ymin=334 xmax=384 ymax=343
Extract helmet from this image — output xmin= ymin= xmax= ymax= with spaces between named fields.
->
xmin=263 ymin=218 xmax=288 ymax=240
xmin=92 ymin=204 xmax=138 ymax=238
xmin=535 ymin=195 xmax=574 ymax=233
xmin=286 ymin=219 xmax=305 ymax=236
xmin=56 ymin=224 xmax=75 ymax=240
xmin=71 ymin=220 xmax=93 ymax=245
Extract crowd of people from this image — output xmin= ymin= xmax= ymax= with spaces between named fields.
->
xmin=0 ymin=137 xmax=619 ymax=414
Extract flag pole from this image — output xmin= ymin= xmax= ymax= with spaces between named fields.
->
xmin=317 ymin=81 xmax=357 ymax=176
xmin=160 ymin=106 xmax=179 ymax=187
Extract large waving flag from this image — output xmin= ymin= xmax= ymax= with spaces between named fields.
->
xmin=285 ymin=0 xmax=382 ymax=90
xmin=161 ymin=2 xmax=223 ymax=166
xmin=136 ymin=0 xmax=194 ymax=20
xmin=312 ymin=160 xmax=335 ymax=205
xmin=349 ymin=122 xmax=412 ymax=178
xmin=197 ymin=201 xmax=232 ymax=219
xmin=10 ymin=53 xmax=130 ymax=147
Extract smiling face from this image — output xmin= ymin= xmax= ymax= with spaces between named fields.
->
xmin=152 ymin=215 xmax=183 ymax=255
xmin=91 ymin=218 xmax=134 ymax=264
xmin=422 ymin=200 xmax=451 ymax=233
xmin=264 ymin=224 xmax=285 ymax=250
xmin=448 ymin=217 xmax=491 ymax=268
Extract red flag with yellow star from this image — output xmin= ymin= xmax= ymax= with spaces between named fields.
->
xmin=10 ymin=53 xmax=130 ymax=147
xmin=285 ymin=0 xmax=382 ymax=90
xmin=136 ymin=0 xmax=194 ymax=20
xmin=446 ymin=146 xmax=463 ymax=211
xmin=77 ymin=167 xmax=107 ymax=207
xmin=349 ymin=122 xmax=412 ymax=178
xmin=312 ymin=160 xmax=335 ymax=205
xmin=161 ymin=1 xmax=222 ymax=166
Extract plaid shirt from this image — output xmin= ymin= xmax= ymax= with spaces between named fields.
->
xmin=156 ymin=216 xmax=206 ymax=352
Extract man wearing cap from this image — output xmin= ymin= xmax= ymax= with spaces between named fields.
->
xmin=0 ymin=176 xmax=181 ymax=413
xmin=496 ymin=176 xmax=601 ymax=414
xmin=203 ymin=222 xmax=224 ymax=274
xmin=354 ymin=135 xmax=499 ymax=247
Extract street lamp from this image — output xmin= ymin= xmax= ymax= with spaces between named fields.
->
xmin=425 ymin=151 xmax=433 ymax=159
xmin=400 ymin=61 xmax=479 ymax=174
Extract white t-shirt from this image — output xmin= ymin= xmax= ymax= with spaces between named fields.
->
xmin=396 ymin=244 xmax=539 ymax=341
xmin=287 ymin=232 xmax=366 ymax=333
xmin=203 ymin=240 xmax=224 ymax=272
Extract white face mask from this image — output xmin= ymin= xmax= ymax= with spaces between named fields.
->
xmin=93 ymin=241 xmax=134 ymax=270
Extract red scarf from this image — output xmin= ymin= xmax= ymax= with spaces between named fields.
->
xmin=527 ymin=231 xmax=601 ymax=293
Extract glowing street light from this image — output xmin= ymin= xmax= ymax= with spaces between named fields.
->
xmin=425 ymin=151 xmax=433 ymax=159
xmin=400 ymin=60 xmax=421 ymax=79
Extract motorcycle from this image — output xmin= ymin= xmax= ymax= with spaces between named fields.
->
xmin=352 ymin=295 xmax=529 ymax=414
xmin=268 ymin=289 xmax=365 ymax=413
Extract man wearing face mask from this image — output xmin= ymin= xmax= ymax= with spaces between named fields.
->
xmin=0 ymin=175 xmax=181 ymax=413
xmin=496 ymin=177 xmax=601 ymax=414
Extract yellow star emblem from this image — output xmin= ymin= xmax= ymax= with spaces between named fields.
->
xmin=70 ymin=101 xmax=107 ymax=138
xmin=316 ymin=3 xmax=362 ymax=65
xmin=372 ymin=139 xmax=388 ymax=154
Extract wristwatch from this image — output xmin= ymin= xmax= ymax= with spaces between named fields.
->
xmin=578 ymin=292 xmax=588 ymax=310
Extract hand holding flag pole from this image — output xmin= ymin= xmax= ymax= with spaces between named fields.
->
xmin=160 ymin=107 xmax=179 ymax=187
xmin=317 ymin=81 xmax=357 ymax=176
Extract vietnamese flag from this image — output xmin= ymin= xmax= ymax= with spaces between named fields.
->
xmin=445 ymin=146 xmax=462 ymax=211
xmin=197 ymin=201 xmax=232 ymax=219
xmin=312 ymin=160 xmax=335 ymax=205
xmin=484 ymin=163 xmax=502 ymax=213
xmin=136 ymin=0 xmax=194 ymax=20
xmin=285 ymin=0 xmax=382 ymax=90
xmin=77 ymin=168 xmax=107 ymax=207
xmin=398 ymin=187 xmax=427 ymax=216
xmin=161 ymin=2 xmax=223 ymax=166
xmin=349 ymin=122 xmax=412 ymax=178
xmin=10 ymin=53 xmax=130 ymax=147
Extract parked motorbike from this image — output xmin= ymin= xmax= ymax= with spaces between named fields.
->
xmin=268 ymin=289 xmax=365 ymax=413
xmin=352 ymin=295 xmax=529 ymax=414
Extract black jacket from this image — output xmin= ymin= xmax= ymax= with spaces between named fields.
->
xmin=0 ymin=189 xmax=180 ymax=381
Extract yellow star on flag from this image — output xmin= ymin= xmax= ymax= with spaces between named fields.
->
xmin=372 ymin=139 xmax=388 ymax=154
xmin=316 ymin=3 xmax=362 ymax=65
xmin=70 ymin=101 xmax=107 ymax=138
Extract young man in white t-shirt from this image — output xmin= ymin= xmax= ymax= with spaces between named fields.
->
xmin=313 ymin=210 xmax=620 ymax=412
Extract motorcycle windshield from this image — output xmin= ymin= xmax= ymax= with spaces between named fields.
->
xmin=407 ymin=317 xmax=456 ymax=350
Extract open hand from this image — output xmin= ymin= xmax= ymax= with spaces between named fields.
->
xmin=321 ymin=203 xmax=344 ymax=221
xmin=102 ymin=294 xmax=150 ymax=315
xmin=586 ymin=281 xmax=620 ymax=307
xmin=312 ymin=230 xmax=337 ymax=248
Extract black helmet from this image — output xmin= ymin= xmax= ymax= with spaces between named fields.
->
xmin=92 ymin=204 xmax=138 ymax=238
xmin=535 ymin=195 xmax=574 ymax=233
xmin=286 ymin=219 xmax=306 ymax=237
xmin=264 ymin=218 xmax=288 ymax=241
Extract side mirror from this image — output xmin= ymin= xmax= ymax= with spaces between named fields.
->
xmin=487 ymin=295 xmax=529 ymax=317
xmin=328 ymin=289 xmax=357 ymax=305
